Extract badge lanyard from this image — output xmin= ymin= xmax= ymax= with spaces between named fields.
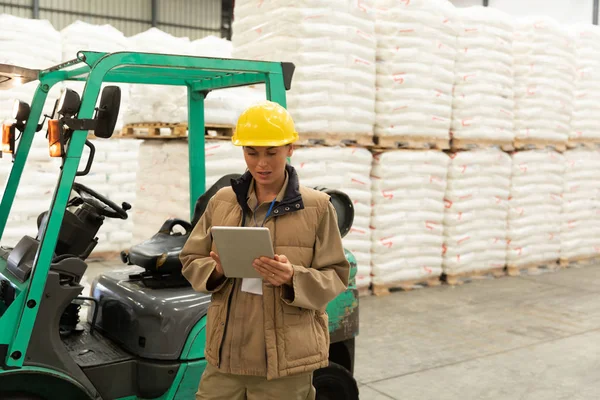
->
xmin=253 ymin=198 xmax=276 ymax=227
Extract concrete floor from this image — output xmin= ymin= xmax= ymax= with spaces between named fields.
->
xmin=355 ymin=265 xmax=600 ymax=400
xmin=83 ymin=261 xmax=600 ymax=400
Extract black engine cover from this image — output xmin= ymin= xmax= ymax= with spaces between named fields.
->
xmin=90 ymin=268 xmax=211 ymax=360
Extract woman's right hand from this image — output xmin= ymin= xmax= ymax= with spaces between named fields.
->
xmin=210 ymin=251 xmax=224 ymax=277
xmin=206 ymin=251 xmax=226 ymax=290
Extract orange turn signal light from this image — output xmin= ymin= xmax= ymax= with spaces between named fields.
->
xmin=48 ymin=119 xmax=63 ymax=157
xmin=2 ymin=123 xmax=15 ymax=154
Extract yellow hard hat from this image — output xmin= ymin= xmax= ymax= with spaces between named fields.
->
xmin=232 ymin=100 xmax=299 ymax=147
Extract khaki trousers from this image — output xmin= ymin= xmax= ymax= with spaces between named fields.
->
xmin=196 ymin=363 xmax=316 ymax=400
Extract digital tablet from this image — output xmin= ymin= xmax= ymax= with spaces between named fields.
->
xmin=211 ymin=226 xmax=275 ymax=279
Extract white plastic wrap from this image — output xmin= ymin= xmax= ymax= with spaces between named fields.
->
xmin=60 ymin=21 xmax=131 ymax=131
xmin=450 ymin=7 xmax=515 ymax=142
xmin=0 ymin=136 xmax=139 ymax=254
xmin=513 ymin=17 xmax=576 ymax=143
xmin=371 ymin=150 xmax=449 ymax=285
xmin=192 ymin=35 xmax=267 ymax=126
xmin=232 ymin=0 xmax=377 ymax=136
xmin=75 ymin=139 xmax=141 ymax=253
xmin=443 ymin=149 xmax=511 ymax=275
xmin=569 ymin=24 xmax=600 ymax=141
xmin=133 ymin=140 xmax=245 ymax=243
xmin=560 ymin=149 xmax=600 ymax=260
xmin=123 ymin=28 xmax=193 ymax=124
xmin=508 ymin=150 xmax=565 ymax=267
xmin=374 ymin=0 xmax=457 ymax=139
xmin=291 ymin=147 xmax=373 ymax=289
xmin=0 ymin=14 xmax=62 ymax=122
xmin=0 ymin=134 xmax=61 ymax=247
xmin=60 ymin=21 xmax=129 ymax=61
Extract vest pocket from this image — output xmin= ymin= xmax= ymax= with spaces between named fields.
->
xmin=282 ymin=305 xmax=320 ymax=362
xmin=315 ymin=311 xmax=330 ymax=356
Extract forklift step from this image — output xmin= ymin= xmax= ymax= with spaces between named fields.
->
xmin=62 ymin=322 xmax=133 ymax=368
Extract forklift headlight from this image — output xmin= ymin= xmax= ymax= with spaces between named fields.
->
xmin=12 ymin=99 xmax=30 ymax=122
xmin=57 ymin=88 xmax=81 ymax=117
xmin=2 ymin=123 xmax=15 ymax=154
xmin=47 ymin=119 xmax=63 ymax=157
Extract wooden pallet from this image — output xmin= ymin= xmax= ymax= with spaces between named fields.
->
xmin=296 ymin=133 xmax=374 ymax=147
xmin=566 ymin=138 xmax=600 ymax=149
xmin=119 ymin=122 xmax=235 ymax=140
xmin=443 ymin=267 xmax=506 ymax=286
xmin=205 ymin=123 xmax=235 ymax=140
xmin=373 ymin=135 xmax=449 ymax=150
xmin=513 ymin=138 xmax=567 ymax=152
xmin=451 ymin=138 xmax=514 ymax=152
xmin=559 ymin=255 xmax=600 ymax=268
xmin=507 ymin=260 xmax=559 ymax=276
xmin=372 ymin=276 xmax=441 ymax=296
xmin=358 ymin=286 xmax=372 ymax=297
xmin=120 ymin=122 xmax=188 ymax=139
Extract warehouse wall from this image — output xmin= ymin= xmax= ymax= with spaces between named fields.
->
xmin=451 ymin=0 xmax=596 ymax=24
xmin=0 ymin=0 xmax=221 ymax=39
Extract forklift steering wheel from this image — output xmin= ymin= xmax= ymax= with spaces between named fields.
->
xmin=72 ymin=182 xmax=129 ymax=220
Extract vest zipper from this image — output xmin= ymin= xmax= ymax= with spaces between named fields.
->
xmin=270 ymin=216 xmax=277 ymax=374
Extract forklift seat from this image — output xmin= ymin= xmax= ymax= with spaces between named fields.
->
xmin=125 ymin=174 xmax=354 ymax=276
xmin=126 ymin=173 xmax=242 ymax=273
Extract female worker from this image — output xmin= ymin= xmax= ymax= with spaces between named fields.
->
xmin=180 ymin=100 xmax=350 ymax=400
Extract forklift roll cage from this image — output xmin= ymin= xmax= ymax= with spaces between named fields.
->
xmin=0 ymin=50 xmax=297 ymax=369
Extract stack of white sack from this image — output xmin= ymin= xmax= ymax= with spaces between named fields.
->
xmin=0 ymin=134 xmax=62 ymax=247
xmin=231 ymin=0 xmax=376 ymax=136
xmin=374 ymin=0 xmax=457 ymax=141
xmin=123 ymin=28 xmax=193 ymax=125
xmin=508 ymin=150 xmax=565 ymax=267
xmin=60 ymin=21 xmax=131 ymax=132
xmin=371 ymin=150 xmax=449 ymax=285
xmin=560 ymin=149 xmax=600 ymax=261
xmin=290 ymin=147 xmax=373 ymax=289
xmin=193 ymin=35 xmax=266 ymax=126
xmin=569 ymin=24 xmax=600 ymax=142
xmin=513 ymin=17 xmax=576 ymax=144
xmin=73 ymin=138 xmax=140 ymax=254
xmin=450 ymin=7 xmax=514 ymax=143
xmin=0 ymin=14 xmax=62 ymax=122
xmin=443 ymin=149 xmax=511 ymax=275
xmin=133 ymin=140 xmax=245 ymax=243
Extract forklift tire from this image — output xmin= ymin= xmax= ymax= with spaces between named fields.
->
xmin=313 ymin=361 xmax=359 ymax=400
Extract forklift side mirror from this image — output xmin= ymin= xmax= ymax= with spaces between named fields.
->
xmin=93 ymin=86 xmax=121 ymax=139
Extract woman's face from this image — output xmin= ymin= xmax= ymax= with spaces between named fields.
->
xmin=243 ymin=144 xmax=293 ymax=188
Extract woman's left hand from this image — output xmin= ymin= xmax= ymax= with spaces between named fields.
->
xmin=253 ymin=254 xmax=294 ymax=286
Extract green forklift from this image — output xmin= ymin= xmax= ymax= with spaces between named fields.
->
xmin=0 ymin=51 xmax=360 ymax=400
